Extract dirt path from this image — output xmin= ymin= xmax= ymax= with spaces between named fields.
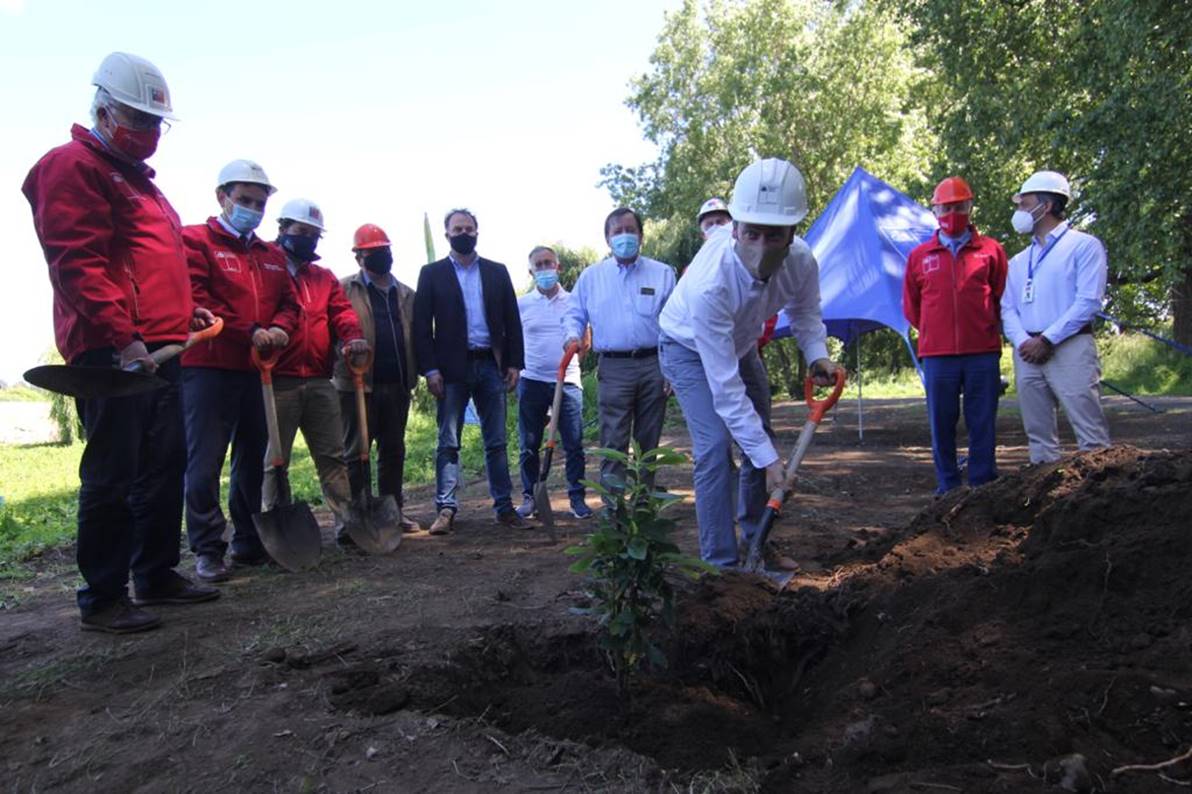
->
xmin=1 ymin=396 xmax=1189 ymax=793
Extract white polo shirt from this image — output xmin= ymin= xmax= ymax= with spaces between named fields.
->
xmin=518 ymin=286 xmax=582 ymax=386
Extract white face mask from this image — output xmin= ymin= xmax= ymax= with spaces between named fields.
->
xmin=735 ymin=239 xmax=789 ymax=280
xmin=1011 ymin=202 xmax=1046 ymax=234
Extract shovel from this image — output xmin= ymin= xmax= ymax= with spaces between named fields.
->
xmin=24 ymin=318 xmax=225 ymax=399
xmin=745 ymin=368 xmax=846 ymax=590
xmin=251 ymin=345 xmax=323 ymax=572
xmin=342 ymin=349 xmax=403 ymax=555
xmin=531 ymin=342 xmax=580 ymax=539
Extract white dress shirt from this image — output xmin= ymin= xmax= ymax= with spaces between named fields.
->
xmin=518 ymin=287 xmax=582 ymax=386
xmin=563 ymin=255 xmax=675 ymax=351
xmin=659 ymin=225 xmax=829 ymax=469
xmin=1001 ymin=221 xmax=1107 ymax=348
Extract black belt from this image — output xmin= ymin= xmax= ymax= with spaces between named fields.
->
xmin=599 ymin=347 xmax=658 ymax=359
xmin=467 ymin=348 xmax=494 ymax=360
xmin=1028 ymin=324 xmax=1092 ymax=338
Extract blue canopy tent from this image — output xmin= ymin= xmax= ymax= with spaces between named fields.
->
xmin=772 ymin=166 xmax=938 ymax=437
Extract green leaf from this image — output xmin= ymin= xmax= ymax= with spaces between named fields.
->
xmin=626 ymin=538 xmax=648 ymax=560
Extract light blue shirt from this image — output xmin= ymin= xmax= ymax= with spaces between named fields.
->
xmin=563 ymin=255 xmax=675 ymax=352
xmin=1001 ymin=221 xmax=1108 ymax=348
xmin=938 ymin=229 xmax=971 ymax=259
xmin=450 ymin=253 xmax=491 ymax=349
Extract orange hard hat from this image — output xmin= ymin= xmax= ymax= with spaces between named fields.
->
xmin=931 ymin=176 xmax=974 ymax=206
xmin=353 ymin=223 xmax=391 ymax=250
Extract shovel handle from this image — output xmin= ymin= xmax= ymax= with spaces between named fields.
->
xmin=251 ymin=344 xmax=280 ymax=386
xmin=803 ymin=368 xmax=846 ymax=424
xmin=122 ymin=317 xmax=225 ymax=371
xmin=344 ymin=346 xmax=374 ymax=466
xmin=345 ymin=346 xmax=374 ymax=381
xmin=544 ymin=343 xmax=580 ymax=453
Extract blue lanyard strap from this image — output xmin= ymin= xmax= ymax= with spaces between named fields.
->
xmin=1028 ymin=227 xmax=1070 ymax=279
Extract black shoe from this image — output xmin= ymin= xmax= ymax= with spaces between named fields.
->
xmin=230 ymin=550 xmax=270 ymax=567
xmin=497 ymin=509 xmax=530 ymax=529
xmin=132 ymin=573 xmax=220 ymax=607
xmin=195 ymin=554 xmax=229 ymax=583
xmin=80 ymin=598 xmax=161 ymax=635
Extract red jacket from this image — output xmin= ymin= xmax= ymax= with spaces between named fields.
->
xmin=180 ymin=218 xmax=300 ymax=371
xmin=21 ymin=125 xmax=192 ymax=363
xmin=276 ymin=260 xmax=363 ymax=378
xmin=903 ymin=228 xmax=1008 ymax=357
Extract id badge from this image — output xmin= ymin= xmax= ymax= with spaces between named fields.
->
xmin=1022 ymin=279 xmax=1035 ymax=304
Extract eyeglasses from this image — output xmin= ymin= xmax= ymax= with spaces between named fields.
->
xmin=105 ymin=102 xmax=171 ymax=134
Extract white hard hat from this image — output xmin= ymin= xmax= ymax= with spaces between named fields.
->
xmin=278 ymin=198 xmax=326 ymax=231
xmin=92 ymin=52 xmax=177 ymax=120
xmin=697 ymin=197 xmax=730 ymax=222
xmin=1014 ymin=170 xmax=1071 ymax=202
xmin=217 ymin=160 xmax=277 ymax=195
xmin=729 ymin=158 xmax=808 ymax=226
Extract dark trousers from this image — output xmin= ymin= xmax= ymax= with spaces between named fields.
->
xmin=73 ymin=350 xmax=185 ymax=616
xmin=339 ymin=382 xmax=412 ymax=507
xmin=923 ymin=352 xmax=1001 ymax=494
xmin=517 ymin=378 xmax=585 ymax=500
xmin=181 ymin=367 xmax=267 ymax=558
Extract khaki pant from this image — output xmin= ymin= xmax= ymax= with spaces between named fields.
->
xmin=1013 ymin=333 xmax=1111 ymax=463
xmin=262 ymin=377 xmax=352 ymax=521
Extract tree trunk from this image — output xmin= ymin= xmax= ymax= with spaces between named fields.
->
xmin=1172 ymin=266 xmax=1192 ymax=347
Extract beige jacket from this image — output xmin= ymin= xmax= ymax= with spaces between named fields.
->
xmin=331 ymin=270 xmax=418 ymax=393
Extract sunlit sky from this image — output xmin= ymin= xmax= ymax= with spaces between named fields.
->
xmin=1 ymin=0 xmax=679 ymax=383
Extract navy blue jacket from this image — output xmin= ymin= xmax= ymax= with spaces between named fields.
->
xmin=413 ymin=256 xmax=524 ymax=383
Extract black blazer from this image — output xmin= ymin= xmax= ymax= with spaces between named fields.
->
xmin=413 ymin=256 xmax=525 ymax=383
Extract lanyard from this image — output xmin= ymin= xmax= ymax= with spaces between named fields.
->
xmin=1028 ymin=227 xmax=1070 ymax=279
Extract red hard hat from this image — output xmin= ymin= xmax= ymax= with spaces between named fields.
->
xmin=931 ymin=176 xmax=974 ymax=206
xmin=353 ymin=223 xmax=390 ymax=250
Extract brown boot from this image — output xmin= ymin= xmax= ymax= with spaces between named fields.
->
xmin=80 ymin=598 xmax=161 ymax=635
xmin=428 ymin=508 xmax=454 ymax=535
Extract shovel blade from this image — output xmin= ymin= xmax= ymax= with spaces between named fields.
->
xmin=24 ymin=365 xmax=167 ymax=400
xmin=532 ymin=481 xmax=555 ymax=529
xmin=345 ymin=494 xmax=402 ymax=555
xmin=253 ymin=501 xmax=322 ymax=572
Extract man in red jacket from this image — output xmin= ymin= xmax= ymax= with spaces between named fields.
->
xmin=903 ymin=176 xmax=1008 ymax=494
xmin=264 ymin=199 xmax=368 ymax=532
xmin=22 ymin=52 xmax=219 ymax=633
xmin=181 ymin=160 xmax=300 ymax=582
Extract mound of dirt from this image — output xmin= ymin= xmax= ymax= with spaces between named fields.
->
xmin=236 ymin=446 xmax=1192 ymax=791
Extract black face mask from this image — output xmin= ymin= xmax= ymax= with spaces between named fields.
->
xmin=363 ymin=248 xmax=393 ymax=274
xmin=449 ymin=233 xmax=477 ymax=256
xmin=279 ymin=233 xmax=319 ymax=262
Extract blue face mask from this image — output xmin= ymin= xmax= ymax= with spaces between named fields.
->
xmin=609 ymin=233 xmax=640 ymax=260
xmin=280 ymin=233 xmax=319 ymax=262
xmin=533 ymin=270 xmax=560 ymax=290
xmin=227 ymin=203 xmax=263 ymax=234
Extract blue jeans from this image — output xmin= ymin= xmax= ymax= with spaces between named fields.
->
xmin=517 ymin=378 xmax=586 ymax=500
xmin=660 ymin=339 xmax=771 ymax=568
xmin=922 ymin=353 xmax=1000 ymax=494
xmin=181 ymin=367 xmax=268 ymax=558
xmin=73 ymin=350 xmax=185 ymax=615
xmin=435 ymin=357 xmax=514 ymax=515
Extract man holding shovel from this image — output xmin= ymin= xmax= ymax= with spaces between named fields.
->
xmin=22 ymin=52 xmax=220 ymax=633
xmin=332 ymin=224 xmax=421 ymax=538
xmin=181 ymin=160 xmax=299 ymax=583
xmin=514 ymin=246 xmax=592 ymax=521
xmin=659 ymin=158 xmax=838 ymax=569
xmin=264 ymin=200 xmax=368 ymax=535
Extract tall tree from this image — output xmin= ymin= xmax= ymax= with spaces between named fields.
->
xmin=902 ymin=0 xmax=1192 ymax=342
xmin=603 ymin=0 xmax=936 ymax=264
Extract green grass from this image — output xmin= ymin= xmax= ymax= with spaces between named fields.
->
xmin=0 ymin=385 xmax=49 ymax=402
xmin=838 ymin=331 xmax=1192 ymax=399
xmin=0 ymin=378 xmax=603 ymax=568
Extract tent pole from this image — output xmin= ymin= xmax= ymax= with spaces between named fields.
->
xmin=857 ymin=334 xmax=864 ymax=442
